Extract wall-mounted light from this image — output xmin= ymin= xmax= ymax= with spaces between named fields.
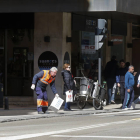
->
xmin=127 ymin=43 xmax=133 ymax=48
xmin=66 ymin=37 xmax=72 ymax=42
xmin=108 ymin=41 xmax=113 ymax=46
xmin=44 ymin=36 xmax=50 ymax=42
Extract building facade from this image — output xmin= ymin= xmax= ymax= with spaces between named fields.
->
xmin=0 ymin=0 xmax=140 ymax=105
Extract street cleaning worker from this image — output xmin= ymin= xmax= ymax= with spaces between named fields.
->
xmin=31 ymin=67 xmax=59 ymax=114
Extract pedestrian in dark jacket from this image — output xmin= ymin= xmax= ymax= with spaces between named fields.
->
xmin=61 ymin=63 xmax=77 ymax=111
xmin=104 ymin=56 xmax=118 ymax=104
xmin=116 ymin=59 xmax=128 ymax=106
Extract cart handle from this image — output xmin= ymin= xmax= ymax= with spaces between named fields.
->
xmin=74 ymin=77 xmax=87 ymax=79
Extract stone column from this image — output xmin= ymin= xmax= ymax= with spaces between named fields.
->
xmin=125 ymin=23 xmax=132 ymax=64
xmin=34 ymin=12 xmax=71 ymax=104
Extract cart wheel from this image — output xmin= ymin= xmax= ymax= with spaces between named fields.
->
xmin=93 ymin=98 xmax=103 ymax=110
xmin=77 ymin=100 xmax=86 ymax=109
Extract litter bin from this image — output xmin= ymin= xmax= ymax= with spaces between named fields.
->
xmin=99 ymin=87 xmax=106 ymax=100
xmin=0 ymin=83 xmax=3 ymax=108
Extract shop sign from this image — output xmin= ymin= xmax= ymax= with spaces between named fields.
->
xmin=81 ymin=45 xmax=96 ymax=54
xmin=85 ymin=19 xmax=96 ymax=32
xmin=81 ymin=39 xmax=89 ymax=45
xmin=64 ymin=52 xmax=70 ymax=64
xmin=111 ymin=36 xmax=123 ymax=45
xmin=86 ymin=19 xmax=96 ymax=26
xmin=38 ymin=51 xmax=58 ymax=71
xmin=81 ymin=32 xmax=95 ymax=45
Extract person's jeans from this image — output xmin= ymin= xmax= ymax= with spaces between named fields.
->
xmin=120 ymin=82 xmax=125 ymax=104
xmin=122 ymin=87 xmax=134 ymax=109
xmin=134 ymin=96 xmax=140 ymax=104
xmin=64 ymin=102 xmax=71 ymax=110
xmin=108 ymin=88 xmax=115 ymax=103
xmin=107 ymin=78 xmax=116 ymax=104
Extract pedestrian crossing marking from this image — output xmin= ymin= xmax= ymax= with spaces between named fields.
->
xmin=132 ymin=118 xmax=140 ymax=120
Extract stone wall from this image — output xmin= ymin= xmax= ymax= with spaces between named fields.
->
xmin=34 ymin=12 xmax=71 ymax=104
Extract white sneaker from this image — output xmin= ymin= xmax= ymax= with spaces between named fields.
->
xmin=128 ymin=107 xmax=133 ymax=110
xmin=131 ymin=102 xmax=136 ymax=109
xmin=122 ymin=108 xmax=128 ymax=111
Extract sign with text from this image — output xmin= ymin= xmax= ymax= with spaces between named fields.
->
xmin=85 ymin=19 xmax=96 ymax=32
xmin=111 ymin=36 xmax=123 ymax=45
xmin=81 ymin=31 xmax=95 ymax=54
xmin=38 ymin=51 xmax=58 ymax=71
xmin=81 ymin=45 xmax=96 ymax=54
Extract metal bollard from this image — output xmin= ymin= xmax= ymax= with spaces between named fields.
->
xmin=0 ymin=83 xmax=3 ymax=108
xmin=4 ymin=97 xmax=9 ymax=110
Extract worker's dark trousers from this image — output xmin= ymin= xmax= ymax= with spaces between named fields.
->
xmin=36 ymin=87 xmax=48 ymax=112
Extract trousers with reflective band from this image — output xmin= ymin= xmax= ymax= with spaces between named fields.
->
xmin=37 ymin=100 xmax=48 ymax=107
xmin=36 ymin=87 xmax=48 ymax=112
xmin=39 ymin=70 xmax=55 ymax=84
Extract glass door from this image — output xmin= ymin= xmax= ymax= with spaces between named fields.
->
xmin=6 ymin=29 xmax=34 ymax=96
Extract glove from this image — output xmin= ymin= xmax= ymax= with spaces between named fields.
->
xmin=55 ymin=93 xmax=59 ymax=98
xmin=31 ymin=84 xmax=35 ymax=90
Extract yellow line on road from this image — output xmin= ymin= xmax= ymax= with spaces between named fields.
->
xmin=132 ymin=118 xmax=140 ymax=120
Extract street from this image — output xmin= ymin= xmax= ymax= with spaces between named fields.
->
xmin=1 ymin=110 xmax=140 ymax=140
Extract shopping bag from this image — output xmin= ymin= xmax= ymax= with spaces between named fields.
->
xmin=49 ymin=97 xmax=64 ymax=112
xmin=112 ymin=83 xmax=117 ymax=94
xmin=92 ymin=81 xmax=100 ymax=98
xmin=66 ymin=90 xmax=73 ymax=102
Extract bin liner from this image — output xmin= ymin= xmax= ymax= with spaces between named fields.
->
xmin=49 ymin=97 xmax=64 ymax=112
xmin=99 ymin=87 xmax=106 ymax=100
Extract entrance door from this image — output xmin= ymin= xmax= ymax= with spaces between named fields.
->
xmin=6 ymin=29 xmax=34 ymax=96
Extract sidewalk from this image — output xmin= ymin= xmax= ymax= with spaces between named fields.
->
xmin=0 ymin=102 xmax=130 ymax=123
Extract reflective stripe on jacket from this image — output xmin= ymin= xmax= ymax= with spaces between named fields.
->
xmin=39 ymin=70 xmax=55 ymax=84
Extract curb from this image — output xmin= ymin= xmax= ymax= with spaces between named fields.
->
xmin=0 ymin=109 xmax=122 ymax=123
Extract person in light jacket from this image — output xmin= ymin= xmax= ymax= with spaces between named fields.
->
xmin=132 ymin=74 xmax=140 ymax=109
xmin=61 ymin=63 xmax=77 ymax=111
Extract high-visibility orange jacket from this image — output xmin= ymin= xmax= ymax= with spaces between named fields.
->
xmin=39 ymin=70 xmax=55 ymax=84
xmin=32 ymin=70 xmax=57 ymax=93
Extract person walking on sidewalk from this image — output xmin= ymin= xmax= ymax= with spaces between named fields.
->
xmin=31 ymin=67 xmax=59 ymax=114
xmin=132 ymin=74 xmax=140 ymax=109
xmin=104 ymin=56 xmax=118 ymax=104
xmin=122 ymin=65 xmax=136 ymax=110
xmin=116 ymin=59 xmax=128 ymax=106
xmin=61 ymin=63 xmax=77 ymax=111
